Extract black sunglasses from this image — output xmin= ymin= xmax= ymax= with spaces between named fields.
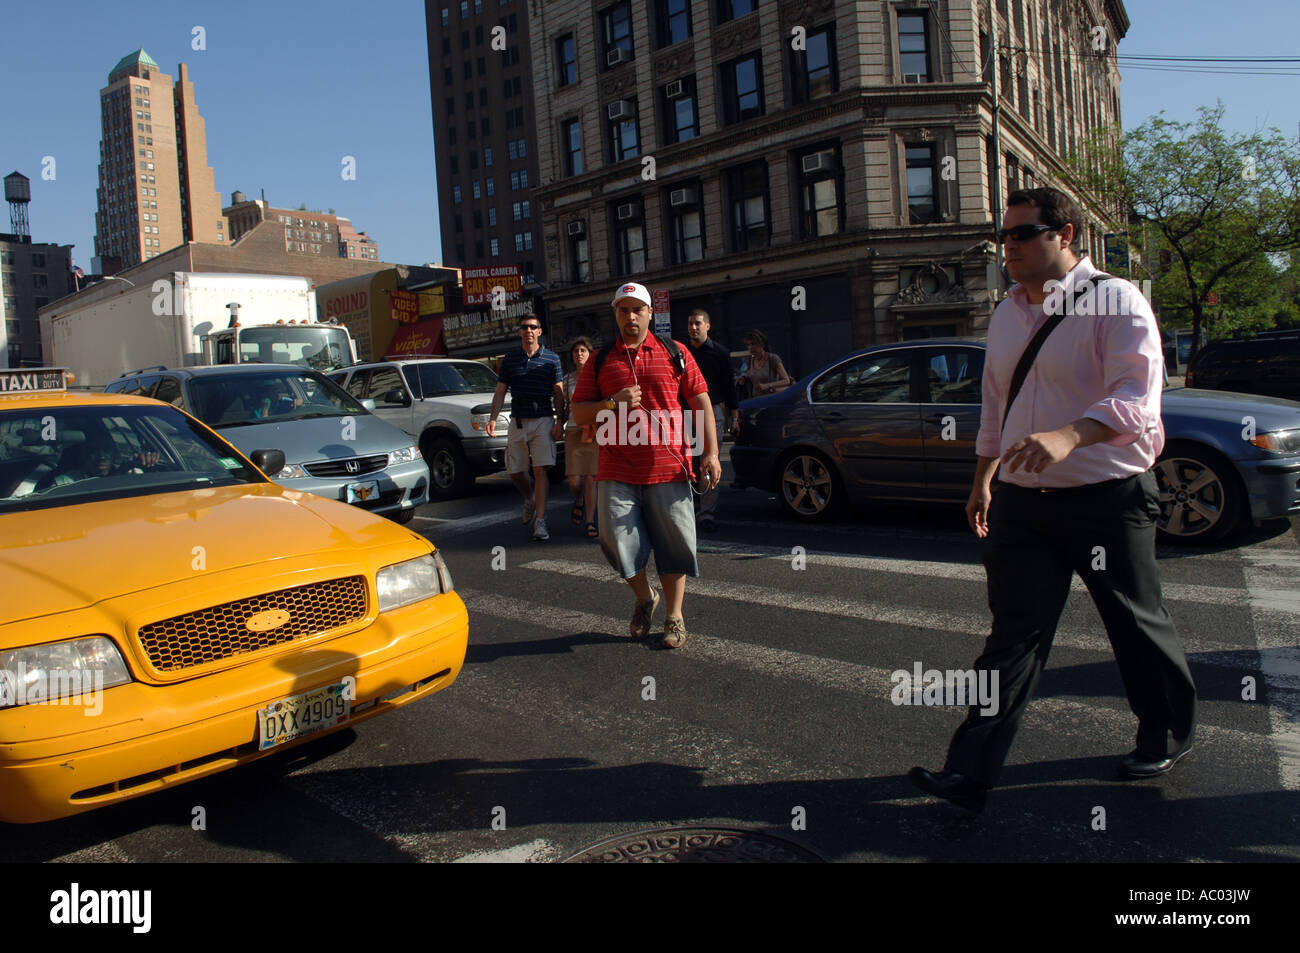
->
xmin=519 ymin=324 xmax=541 ymax=331
xmin=996 ymin=224 xmax=1056 ymax=244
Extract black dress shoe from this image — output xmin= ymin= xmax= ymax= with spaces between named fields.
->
xmin=908 ymin=767 xmax=987 ymax=813
xmin=1118 ymin=746 xmax=1193 ymax=779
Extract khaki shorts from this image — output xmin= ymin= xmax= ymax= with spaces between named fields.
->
xmin=564 ymin=428 xmax=599 ymax=476
xmin=506 ymin=416 xmax=557 ymax=473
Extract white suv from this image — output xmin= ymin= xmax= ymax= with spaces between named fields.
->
xmin=329 ymin=359 xmax=509 ymax=499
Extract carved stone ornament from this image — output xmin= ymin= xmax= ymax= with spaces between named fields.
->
xmin=892 ymin=262 xmax=975 ymax=307
xmin=780 ymin=0 xmax=835 ymax=29
xmin=653 ymin=47 xmax=696 ymax=79
xmin=917 ymin=127 xmax=933 ymax=142
xmin=714 ymin=20 xmax=762 ymax=55
xmin=600 ymin=74 xmax=636 ymax=97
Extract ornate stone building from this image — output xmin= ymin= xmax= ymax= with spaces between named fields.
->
xmin=526 ymin=0 xmax=1129 ymax=377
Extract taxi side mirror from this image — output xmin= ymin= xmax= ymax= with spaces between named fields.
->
xmin=248 ymin=449 xmax=286 ymax=478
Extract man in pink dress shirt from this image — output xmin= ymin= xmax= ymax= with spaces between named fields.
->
xmin=909 ymin=187 xmax=1197 ymax=813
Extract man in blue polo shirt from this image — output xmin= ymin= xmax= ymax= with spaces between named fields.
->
xmin=488 ymin=315 xmax=565 ymax=540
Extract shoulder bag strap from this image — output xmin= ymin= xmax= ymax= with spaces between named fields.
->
xmin=1001 ymin=273 xmax=1112 ymax=430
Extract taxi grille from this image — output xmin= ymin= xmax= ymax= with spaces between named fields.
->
xmin=304 ymin=454 xmax=389 ymax=478
xmin=137 ymin=577 xmax=368 ymax=672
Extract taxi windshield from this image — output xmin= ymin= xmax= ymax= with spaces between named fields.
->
xmin=187 ymin=370 xmax=367 ymax=428
xmin=0 ymin=404 xmax=265 ymax=514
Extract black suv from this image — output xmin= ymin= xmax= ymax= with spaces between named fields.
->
xmin=1186 ymin=330 xmax=1300 ymax=401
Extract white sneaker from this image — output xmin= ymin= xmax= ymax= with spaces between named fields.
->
xmin=522 ymin=496 xmax=536 ymax=524
xmin=533 ymin=516 xmax=549 ymax=540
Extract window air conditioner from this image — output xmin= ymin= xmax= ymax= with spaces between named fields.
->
xmin=607 ymin=99 xmax=634 ymax=121
xmin=902 ymin=73 xmax=925 ymax=84
xmin=802 ymin=152 xmax=836 ymax=174
xmin=664 ymin=79 xmax=685 ymax=99
xmin=566 ymin=220 xmax=585 ymax=237
xmin=616 ymin=203 xmax=638 ymax=221
xmin=669 ymin=188 xmax=696 ymax=206
xmin=607 ymin=47 xmax=632 ymax=67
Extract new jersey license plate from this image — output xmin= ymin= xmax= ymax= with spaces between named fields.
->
xmin=258 ymin=682 xmax=351 ymax=750
xmin=346 ymin=480 xmax=380 ymax=503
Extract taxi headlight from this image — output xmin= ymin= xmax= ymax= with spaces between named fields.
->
xmin=389 ymin=445 xmax=421 ymax=465
xmin=377 ymin=552 xmax=453 ymax=611
xmin=273 ymin=464 xmax=310 ymax=479
xmin=0 ymin=637 xmax=132 ymax=709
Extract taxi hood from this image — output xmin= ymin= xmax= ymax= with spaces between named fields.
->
xmin=0 ymin=484 xmax=389 ymax=626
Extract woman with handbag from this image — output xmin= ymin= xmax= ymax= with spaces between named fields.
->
xmin=562 ymin=337 xmax=600 ymax=536
xmin=737 ymin=329 xmax=793 ymax=397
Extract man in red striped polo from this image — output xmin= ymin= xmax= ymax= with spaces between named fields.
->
xmin=571 ymin=282 xmax=721 ymax=649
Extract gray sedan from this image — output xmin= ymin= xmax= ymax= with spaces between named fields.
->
xmin=106 ymin=365 xmax=429 ymax=523
xmin=730 ymin=338 xmax=1300 ymax=543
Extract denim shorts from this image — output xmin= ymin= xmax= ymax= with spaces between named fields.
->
xmin=597 ymin=479 xmax=699 ymax=578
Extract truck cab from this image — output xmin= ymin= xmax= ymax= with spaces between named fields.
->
xmin=203 ymin=321 xmax=356 ymax=373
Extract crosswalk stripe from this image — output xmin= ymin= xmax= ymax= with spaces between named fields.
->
xmin=1242 ymin=541 xmax=1300 ymax=790
xmin=515 ymin=557 xmax=1259 ymax=662
xmin=719 ymin=515 xmax=1248 ymax=563
xmin=459 ymin=588 xmax=1274 ymax=750
xmin=697 ymin=540 xmax=1256 ymax=611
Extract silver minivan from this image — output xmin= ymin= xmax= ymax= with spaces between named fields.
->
xmin=106 ymin=364 xmax=429 ymax=522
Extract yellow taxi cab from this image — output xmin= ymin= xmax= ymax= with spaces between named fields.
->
xmin=0 ymin=368 xmax=468 ymax=823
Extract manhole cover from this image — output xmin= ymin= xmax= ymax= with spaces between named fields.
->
xmin=565 ymin=826 xmax=826 ymax=863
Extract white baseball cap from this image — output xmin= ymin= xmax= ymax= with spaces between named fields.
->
xmin=611 ymin=281 xmax=652 ymax=308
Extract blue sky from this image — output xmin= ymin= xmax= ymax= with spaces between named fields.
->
xmin=2 ymin=0 xmax=1296 ymax=270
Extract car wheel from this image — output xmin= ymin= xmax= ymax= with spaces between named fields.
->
xmin=423 ymin=436 xmax=473 ymax=500
xmin=392 ymin=507 xmax=417 ymax=525
xmin=1152 ymin=441 xmax=1243 ymax=544
xmin=777 ymin=450 xmax=843 ymax=521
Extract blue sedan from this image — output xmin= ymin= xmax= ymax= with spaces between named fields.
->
xmin=730 ymin=338 xmax=1300 ymax=543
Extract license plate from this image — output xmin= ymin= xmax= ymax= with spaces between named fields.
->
xmin=258 ymin=682 xmax=351 ymax=750
xmin=346 ymin=480 xmax=380 ymax=503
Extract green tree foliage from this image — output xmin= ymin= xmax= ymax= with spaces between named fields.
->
xmin=1073 ymin=103 xmax=1300 ymax=357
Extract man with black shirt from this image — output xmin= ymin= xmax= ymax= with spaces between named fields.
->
xmin=685 ymin=309 xmax=739 ymax=531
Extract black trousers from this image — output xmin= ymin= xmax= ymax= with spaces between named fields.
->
xmin=944 ymin=472 xmax=1197 ymax=787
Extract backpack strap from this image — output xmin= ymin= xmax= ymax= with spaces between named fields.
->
xmin=591 ymin=335 xmax=685 ymax=397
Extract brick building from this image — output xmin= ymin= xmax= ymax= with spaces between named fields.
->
xmin=224 ymin=191 xmax=380 ymax=261
xmin=527 ymin=0 xmax=1129 ymax=379
xmin=94 ymin=51 xmax=226 ymax=272
xmin=425 ymin=0 xmax=543 ymax=285
xmin=38 ymin=224 xmax=392 ymax=361
xmin=2 ymin=233 xmax=74 ymax=368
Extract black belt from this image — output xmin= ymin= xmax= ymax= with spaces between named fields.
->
xmin=996 ymin=474 xmax=1141 ymax=494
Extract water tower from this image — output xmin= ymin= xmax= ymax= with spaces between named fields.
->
xmin=5 ymin=171 xmax=31 ymax=239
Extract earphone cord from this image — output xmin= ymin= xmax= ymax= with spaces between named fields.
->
xmin=626 ymin=347 xmax=709 ymax=496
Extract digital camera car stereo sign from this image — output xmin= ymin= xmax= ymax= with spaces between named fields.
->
xmin=0 ymin=369 xmax=67 ymax=393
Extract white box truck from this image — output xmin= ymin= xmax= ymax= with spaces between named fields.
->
xmin=47 ymin=272 xmax=357 ymax=388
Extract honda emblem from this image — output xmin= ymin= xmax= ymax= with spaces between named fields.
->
xmin=346 ymin=460 xmax=360 ymax=474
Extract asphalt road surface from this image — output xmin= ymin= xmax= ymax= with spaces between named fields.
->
xmin=8 ymin=462 xmax=1299 ymax=863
